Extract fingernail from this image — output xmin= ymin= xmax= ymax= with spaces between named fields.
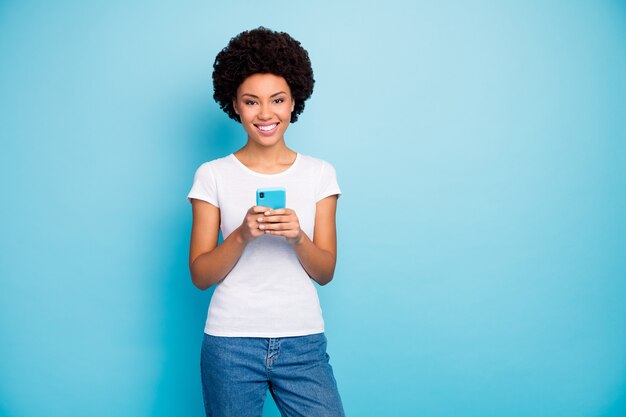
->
xmin=259 ymin=225 xmax=265 ymax=230
xmin=265 ymin=211 xmax=271 ymax=215
xmin=257 ymin=217 xmax=263 ymax=222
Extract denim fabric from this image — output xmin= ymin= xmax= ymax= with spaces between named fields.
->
xmin=200 ymin=332 xmax=345 ymax=417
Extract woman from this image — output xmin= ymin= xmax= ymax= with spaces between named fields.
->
xmin=187 ymin=27 xmax=346 ymax=417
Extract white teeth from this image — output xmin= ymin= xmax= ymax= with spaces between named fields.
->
xmin=258 ymin=123 xmax=277 ymax=131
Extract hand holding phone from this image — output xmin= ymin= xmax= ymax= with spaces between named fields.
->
xmin=254 ymin=187 xmax=302 ymax=244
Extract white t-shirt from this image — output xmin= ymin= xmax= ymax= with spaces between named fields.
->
xmin=187 ymin=153 xmax=341 ymax=337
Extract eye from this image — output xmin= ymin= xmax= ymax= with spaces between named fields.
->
xmin=273 ymin=98 xmax=285 ymax=104
xmin=245 ymin=100 xmax=257 ymax=106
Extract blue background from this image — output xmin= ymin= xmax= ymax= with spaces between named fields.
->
xmin=1 ymin=1 xmax=625 ymax=416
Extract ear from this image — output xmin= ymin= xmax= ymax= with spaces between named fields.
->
xmin=232 ymin=98 xmax=239 ymax=115
xmin=290 ymin=98 xmax=295 ymax=113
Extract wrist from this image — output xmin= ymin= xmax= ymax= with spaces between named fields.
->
xmin=235 ymin=227 xmax=248 ymax=245
xmin=290 ymin=231 xmax=306 ymax=246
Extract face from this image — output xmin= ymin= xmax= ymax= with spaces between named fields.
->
xmin=233 ymin=73 xmax=295 ymax=147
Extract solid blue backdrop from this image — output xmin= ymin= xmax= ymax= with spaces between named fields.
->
xmin=1 ymin=1 xmax=625 ymax=416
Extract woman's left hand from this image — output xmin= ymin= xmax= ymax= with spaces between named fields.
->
xmin=257 ymin=208 xmax=303 ymax=245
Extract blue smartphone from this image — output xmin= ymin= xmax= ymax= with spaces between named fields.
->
xmin=256 ymin=187 xmax=286 ymax=209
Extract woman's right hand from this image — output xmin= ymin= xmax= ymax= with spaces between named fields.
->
xmin=238 ymin=206 xmax=270 ymax=244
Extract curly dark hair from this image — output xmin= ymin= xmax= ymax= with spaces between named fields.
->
xmin=212 ymin=27 xmax=315 ymax=123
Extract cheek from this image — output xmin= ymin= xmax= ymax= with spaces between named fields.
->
xmin=282 ymin=106 xmax=294 ymax=119
xmin=238 ymin=108 xmax=254 ymax=122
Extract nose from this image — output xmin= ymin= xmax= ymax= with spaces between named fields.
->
xmin=258 ymin=103 xmax=271 ymax=120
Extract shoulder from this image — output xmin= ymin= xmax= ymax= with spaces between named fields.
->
xmin=297 ymin=153 xmax=337 ymax=174
xmin=193 ymin=154 xmax=234 ymax=177
xmin=296 ymin=154 xmax=341 ymax=200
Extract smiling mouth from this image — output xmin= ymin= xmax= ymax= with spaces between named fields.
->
xmin=255 ymin=123 xmax=278 ymax=132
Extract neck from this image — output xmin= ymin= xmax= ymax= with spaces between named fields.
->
xmin=237 ymin=139 xmax=295 ymax=164
xmin=235 ymin=139 xmax=297 ymax=174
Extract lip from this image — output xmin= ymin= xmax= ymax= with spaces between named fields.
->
xmin=254 ymin=122 xmax=279 ymax=136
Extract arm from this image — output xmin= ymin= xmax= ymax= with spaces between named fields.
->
xmin=260 ymin=195 xmax=339 ymax=286
xmin=188 ymin=199 xmax=267 ymax=290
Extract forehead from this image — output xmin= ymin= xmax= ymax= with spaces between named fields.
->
xmin=237 ymin=73 xmax=291 ymax=96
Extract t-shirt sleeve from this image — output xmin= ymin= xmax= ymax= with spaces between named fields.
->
xmin=316 ymin=161 xmax=341 ymax=202
xmin=187 ymin=163 xmax=219 ymax=207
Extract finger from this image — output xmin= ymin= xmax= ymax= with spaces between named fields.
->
xmin=264 ymin=230 xmax=298 ymax=238
xmin=252 ymin=206 xmax=270 ymax=214
xmin=262 ymin=215 xmax=292 ymax=223
xmin=263 ymin=208 xmax=292 ymax=216
xmin=261 ymin=222 xmax=299 ymax=231
xmin=259 ymin=223 xmax=281 ymax=231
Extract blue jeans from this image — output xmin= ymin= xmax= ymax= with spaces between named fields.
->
xmin=200 ymin=332 xmax=345 ymax=417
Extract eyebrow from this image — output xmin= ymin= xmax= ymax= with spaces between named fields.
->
xmin=241 ymin=91 xmax=288 ymax=99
